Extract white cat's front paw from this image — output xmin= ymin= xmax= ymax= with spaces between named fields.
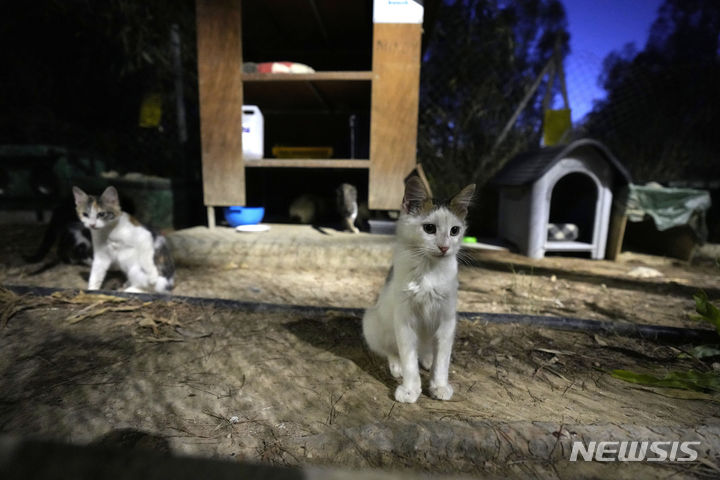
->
xmin=429 ymin=382 xmax=454 ymax=401
xmin=388 ymin=358 xmax=402 ymax=379
xmin=394 ymin=384 xmax=421 ymax=403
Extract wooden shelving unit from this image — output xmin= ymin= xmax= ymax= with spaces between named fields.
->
xmin=195 ymin=0 xmax=423 ymax=226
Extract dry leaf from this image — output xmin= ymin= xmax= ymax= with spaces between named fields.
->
xmin=53 ymin=291 xmax=127 ymax=304
xmin=66 ymin=303 xmax=144 ymax=324
xmin=0 ymin=289 xmax=31 ymax=328
xmin=175 ymin=326 xmax=212 ymax=338
xmin=534 ymin=347 xmax=574 ymax=356
xmin=630 ymin=385 xmax=720 ymax=402
xmin=138 ymin=314 xmax=159 ymax=335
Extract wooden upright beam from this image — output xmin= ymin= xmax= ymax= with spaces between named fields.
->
xmin=369 ymin=23 xmax=422 ymax=210
xmin=196 ymin=0 xmax=245 ymax=207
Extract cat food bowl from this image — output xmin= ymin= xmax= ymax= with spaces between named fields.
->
xmin=223 ymin=206 xmax=265 ymax=227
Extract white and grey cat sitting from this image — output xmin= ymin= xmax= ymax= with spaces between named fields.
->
xmin=73 ymin=186 xmax=175 ymax=293
xmin=363 ymin=176 xmax=475 ymax=403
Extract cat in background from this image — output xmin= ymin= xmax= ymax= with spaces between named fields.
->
xmin=363 ymin=176 xmax=475 ymax=403
xmin=73 ymin=186 xmax=175 ymax=293
xmin=288 ymin=183 xmax=367 ymax=233
xmin=335 ymin=183 xmax=360 ymax=233
xmin=289 ymin=193 xmax=328 ymax=225
xmin=24 ymin=206 xmax=93 ymax=271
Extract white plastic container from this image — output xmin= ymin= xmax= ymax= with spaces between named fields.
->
xmin=242 ymin=105 xmax=264 ymax=160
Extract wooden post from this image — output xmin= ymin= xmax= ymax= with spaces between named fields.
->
xmin=207 ymin=206 xmax=216 ymax=229
xmin=369 ymin=23 xmax=422 ymax=210
xmin=196 ymin=0 xmax=245 ymax=215
xmin=606 ymin=185 xmax=629 ymax=260
xmin=492 ymin=57 xmax=554 ymax=154
xmin=605 ymin=210 xmax=627 ymax=260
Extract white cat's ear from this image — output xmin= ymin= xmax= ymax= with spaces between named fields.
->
xmin=450 ymin=184 xmax=476 ymax=218
xmin=402 ymin=176 xmax=430 ymax=215
xmin=100 ymin=186 xmax=120 ymax=207
xmin=72 ymin=186 xmax=87 ymax=206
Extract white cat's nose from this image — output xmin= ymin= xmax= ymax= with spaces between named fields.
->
xmin=438 ymin=246 xmax=449 ymax=254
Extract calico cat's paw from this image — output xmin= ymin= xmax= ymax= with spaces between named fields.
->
xmin=394 ymin=384 xmax=421 ymax=403
xmin=429 ymin=382 xmax=454 ymax=401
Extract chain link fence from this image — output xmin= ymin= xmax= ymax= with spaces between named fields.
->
xmin=417 ymin=0 xmax=719 ymax=239
xmin=417 ymin=0 xmax=569 ymax=199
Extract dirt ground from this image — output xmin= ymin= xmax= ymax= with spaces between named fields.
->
xmin=1 ymin=288 xmax=720 ymax=479
xmin=2 ymin=224 xmax=719 ymax=329
xmin=1 ymin=223 xmax=720 ymax=478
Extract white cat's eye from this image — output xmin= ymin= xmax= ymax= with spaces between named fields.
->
xmin=82 ymin=213 xmax=89 ymax=217
xmin=422 ymin=223 xmax=436 ymax=234
xmin=450 ymin=226 xmax=460 ymax=236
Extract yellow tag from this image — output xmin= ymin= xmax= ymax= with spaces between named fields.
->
xmin=543 ymin=109 xmax=571 ymax=146
xmin=139 ymin=93 xmax=163 ymax=127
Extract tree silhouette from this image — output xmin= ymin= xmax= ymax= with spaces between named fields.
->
xmin=583 ymin=0 xmax=720 ymax=182
xmin=0 ymin=0 xmax=199 ymax=177
xmin=418 ymin=0 xmax=569 ymax=198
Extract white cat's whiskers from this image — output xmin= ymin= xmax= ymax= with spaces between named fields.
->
xmin=456 ymin=247 xmax=475 ymax=266
xmin=406 ymin=247 xmax=429 ymax=260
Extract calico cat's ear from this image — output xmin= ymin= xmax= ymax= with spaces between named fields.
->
xmin=449 ymin=184 xmax=476 ymax=219
xmin=100 ymin=186 xmax=120 ymax=208
xmin=72 ymin=186 xmax=88 ymax=206
xmin=402 ymin=176 xmax=430 ymax=215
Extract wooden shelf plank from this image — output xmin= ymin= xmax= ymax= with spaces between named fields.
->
xmin=244 ymin=158 xmax=369 ymax=168
xmin=242 ymin=71 xmax=373 ymax=82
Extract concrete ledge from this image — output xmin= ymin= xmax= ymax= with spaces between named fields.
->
xmin=167 ymin=225 xmax=395 ymax=270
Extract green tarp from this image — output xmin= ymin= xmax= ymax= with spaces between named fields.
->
xmin=625 ymin=184 xmax=712 ymax=241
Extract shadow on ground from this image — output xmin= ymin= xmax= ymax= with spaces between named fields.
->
xmin=284 ymin=315 xmax=399 ymax=398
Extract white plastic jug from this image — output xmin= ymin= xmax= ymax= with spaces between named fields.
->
xmin=242 ymin=105 xmax=264 ymax=160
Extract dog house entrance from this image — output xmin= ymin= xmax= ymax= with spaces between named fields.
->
xmin=547 ymin=172 xmax=597 ymax=252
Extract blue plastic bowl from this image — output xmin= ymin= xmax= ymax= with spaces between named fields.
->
xmin=223 ymin=206 xmax=265 ymax=227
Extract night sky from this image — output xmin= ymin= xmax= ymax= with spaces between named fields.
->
xmin=562 ymin=0 xmax=663 ymax=122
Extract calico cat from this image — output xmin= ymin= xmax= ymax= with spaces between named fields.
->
xmin=73 ymin=186 xmax=175 ymax=293
xmin=26 ymin=190 xmax=137 ymax=269
xmin=362 ymin=176 xmax=475 ymax=403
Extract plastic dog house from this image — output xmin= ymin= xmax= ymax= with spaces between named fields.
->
xmin=493 ymin=139 xmax=631 ymax=259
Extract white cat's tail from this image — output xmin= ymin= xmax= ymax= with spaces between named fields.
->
xmin=362 ymin=308 xmax=382 ymax=356
xmin=363 ymin=307 xmax=396 ymax=358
